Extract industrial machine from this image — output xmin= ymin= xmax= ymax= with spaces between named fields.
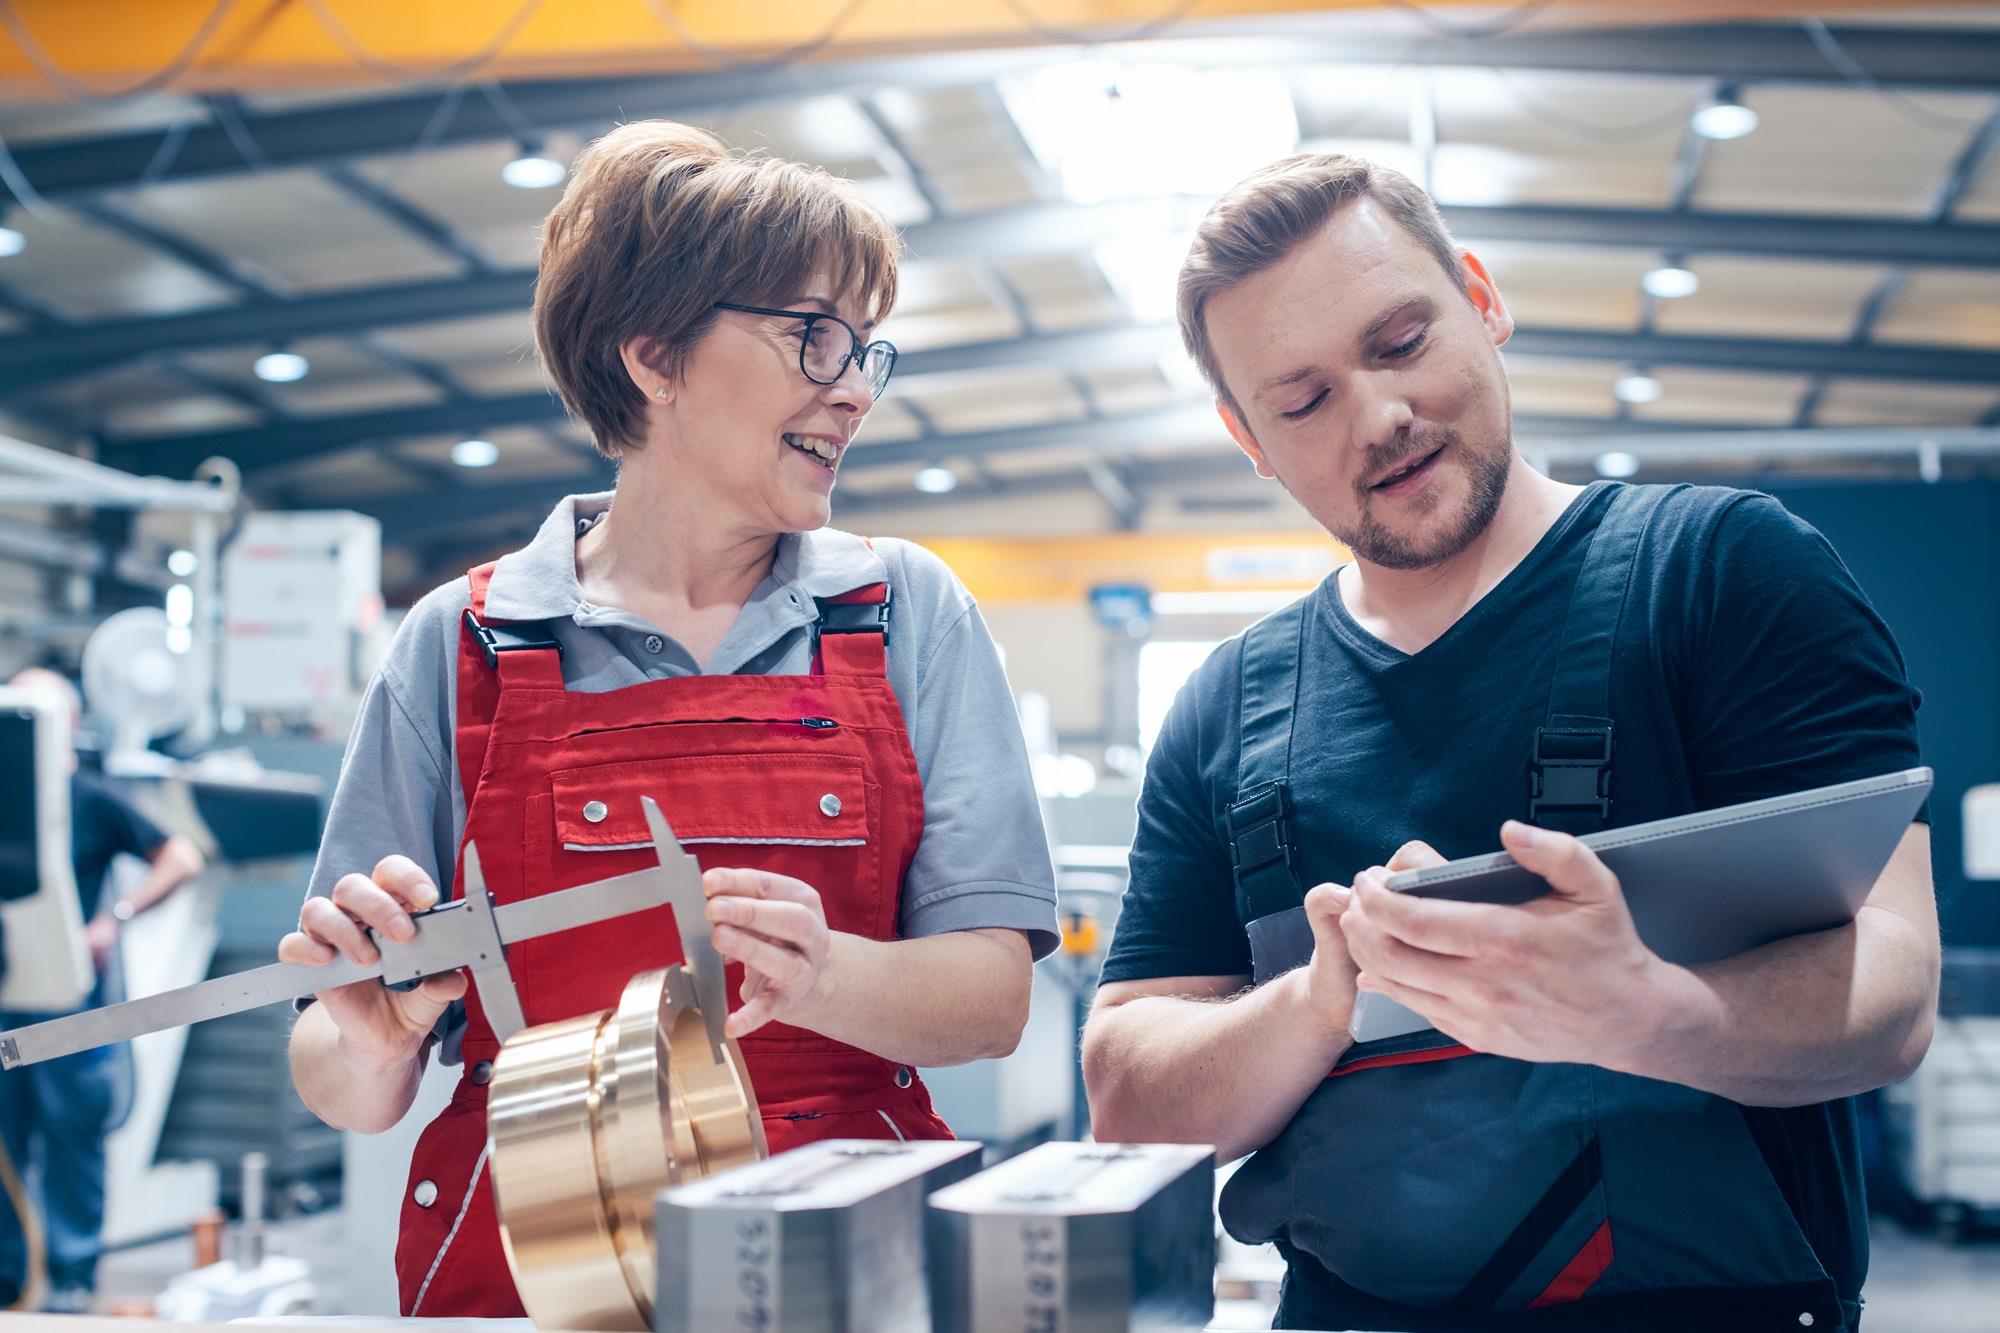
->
xmin=1884 ymin=947 xmax=2000 ymax=1238
xmin=0 ymin=685 xmax=92 ymax=1012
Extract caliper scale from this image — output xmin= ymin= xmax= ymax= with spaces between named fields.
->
xmin=0 ymin=795 xmax=765 ymax=1331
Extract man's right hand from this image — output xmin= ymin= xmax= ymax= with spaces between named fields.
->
xmin=1297 ymin=840 xmax=1450 ymax=1032
xmin=277 ymin=855 xmax=468 ymax=1071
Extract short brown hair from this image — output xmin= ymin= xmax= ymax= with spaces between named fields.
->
xmin=534 ymin=120 xmax=901 ymax=457
xmin=1176 ymin=154 xmax=1466 ymax=414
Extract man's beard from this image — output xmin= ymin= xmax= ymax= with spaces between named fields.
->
xmin=1333 ymin=422 xmax=1512 ymax=572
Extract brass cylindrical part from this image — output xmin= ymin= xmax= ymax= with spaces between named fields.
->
xmin=489 ymin=967 xmax=765 ymax=1331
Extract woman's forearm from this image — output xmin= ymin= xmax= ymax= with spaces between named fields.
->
xmin=288 ymin=1002 xmax=429 ymax=1135
xmin=787 ymin=927 xmax=1032 ymax=1067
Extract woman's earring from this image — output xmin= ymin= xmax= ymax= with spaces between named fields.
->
xmin=654 ymin=387 xmax=667 ymax=399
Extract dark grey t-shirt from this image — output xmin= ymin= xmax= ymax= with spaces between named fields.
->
xmin=306 ymin=494 xmax=1059 ymax=960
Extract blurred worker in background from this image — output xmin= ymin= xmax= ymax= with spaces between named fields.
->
xmin=0 ymin=667 xmax=205 ymax=1313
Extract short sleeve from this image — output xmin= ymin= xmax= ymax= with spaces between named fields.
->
xmin=303 ymin=584 xmax=464 ymax=907
xmin=1683 ymin=494 xmax=1925 ymax=814
xmin=1099 ymin=647 xmax=1251 ymax=984
xmin=97 ymin=781 xmax=168 ymax=861
xmin=896 ymin=582 xmax=1061 ymax=961
xmin=294 ymin=593 xmax=462 ymax=1029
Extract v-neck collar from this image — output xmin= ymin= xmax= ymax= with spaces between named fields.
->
xmin=1317 ymin=482 xmax=1615 ymax=669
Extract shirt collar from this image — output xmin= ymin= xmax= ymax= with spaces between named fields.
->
xmin=482 ymin=492 xmax=888 ymax=623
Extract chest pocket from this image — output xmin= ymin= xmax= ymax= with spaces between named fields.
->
xmin=551 ymin=753 xmax=869 ymax=852
xmin=534 ymin=751 xmax=891 ymax=966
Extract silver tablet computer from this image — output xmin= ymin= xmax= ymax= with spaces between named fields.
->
xmin=1348 ymin=767 xmax=1934 ymax=1044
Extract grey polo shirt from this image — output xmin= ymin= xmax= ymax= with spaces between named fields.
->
xmin=305 ymin=493 xmax=1059 ymax=962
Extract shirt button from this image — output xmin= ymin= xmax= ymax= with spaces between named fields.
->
xmin=413 ymin=1179 xmax=439 ymax=1209
xmin=644 ymin=634 xmax=664 ymax=654
xmin=469 ymin=1060 xmax=493 ymax=1086
xmin=894 ymin=1066 xmax=913 ymax=1089
xmin=583 ymin=800 xmax=608 ymax=823
xmin=819 ymin=794 xmax=842 ymax=818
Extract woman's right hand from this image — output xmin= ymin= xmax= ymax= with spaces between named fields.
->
xmin=277 ymin=855 xmax=469 ymax=1071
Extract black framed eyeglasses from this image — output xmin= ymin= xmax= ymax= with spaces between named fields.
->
xmin=712 ymin=302 xmax=898 ymax=399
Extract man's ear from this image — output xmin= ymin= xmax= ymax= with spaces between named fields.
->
xmin=1457 ymin=249 xmax=1514 ymax=348
xmin=1218 ymin=402 xmax=1276 ymax=479
xmin=620 ymin=337 xmax=673 ymax=404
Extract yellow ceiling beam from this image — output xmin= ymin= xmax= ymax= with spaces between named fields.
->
xmin=1 ymin=0 xmax=1983 ymax=98
xmin=910 ymin=532 xmax=1351 ymax=604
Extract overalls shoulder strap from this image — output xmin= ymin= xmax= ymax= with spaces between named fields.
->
xmin=812 ymin=582 xmax=891 ymax=677
xmin=454 ymin=562 xmax=564 ymax=817
xmin=1224 ymin=598 xmax=1312 ymax=983
xmin=1529 ymin=483 xmax=1676 ymax=834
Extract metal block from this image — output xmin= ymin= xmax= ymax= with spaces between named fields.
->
xmin=926 ymin=1143 xmax=1214 ymax=1333
xmin=656 ymin=1138 xmax=983 ymax=1333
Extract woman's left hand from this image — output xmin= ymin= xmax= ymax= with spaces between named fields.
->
xmin=702 ymin=868 xmax=834 ymax=1038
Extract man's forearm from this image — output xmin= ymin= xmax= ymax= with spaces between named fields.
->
xmin=122 ymin=834 xmax=205 ymax=915
xmin=1617 ymin=903 xmax=1938 ymax=1106
xmin=288 ymin=1002 xmax=428 ymax=1135
xmin=1083 ymin=970 xmax=1351 ymax=1162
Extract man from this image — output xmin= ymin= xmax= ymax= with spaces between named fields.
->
xmin=1082 ymin=156 xmax=1937 ymax=1332
xmin=0 ymin=668 xmax=204 ymax=1313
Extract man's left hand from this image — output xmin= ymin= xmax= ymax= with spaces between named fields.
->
xmin=1342 ymin=821 xmax=1706 ymax=1068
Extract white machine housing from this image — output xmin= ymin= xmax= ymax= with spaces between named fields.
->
xmin=220 ymin=511 xmax=383 ymax=728
xmin=0 ymin=686 xmax=92 ymax=1011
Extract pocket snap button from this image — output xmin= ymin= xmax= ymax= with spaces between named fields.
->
xmin=583 ymin=800 xmax=608 ymax=823
xmin=413 ymin=1179 xmax=439 ymax=1209
xmin=894 ymin=1066 xmax=912 ymax=1089
xmin=819 ymin=793 xmax=842 ymax=818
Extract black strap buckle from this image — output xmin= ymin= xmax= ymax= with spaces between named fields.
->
xmin=811 ymin=588 xmax=891 ymax=657
xmin=1529 ymin=719 xmax=1613 ymax=825
xmin=1226 ymin=780 xmax=1294 ymax=879
xmin=462 ymin=609 xmax=562 ymax=670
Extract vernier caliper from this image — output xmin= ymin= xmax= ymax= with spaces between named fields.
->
xmin=0 ymin=796 xmax=730 ymax=1070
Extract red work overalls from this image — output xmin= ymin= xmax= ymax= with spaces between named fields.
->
xmin=393 ymin=561 xmax=952 ymax=1315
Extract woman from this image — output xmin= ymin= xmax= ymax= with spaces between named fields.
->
xmin=279 ymin=121 xmax=1057 ymax=1317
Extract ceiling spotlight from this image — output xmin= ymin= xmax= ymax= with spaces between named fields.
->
xmin=452 ymin=438 xmax=500 ymax=468
xmin=502 ymin=140 xmax=567 ymax=190
xmin=1642 ymin=266 xmax=1699 ymax=300
xmin=0 ymin=226 xmax=23 ymax=258
xmin=1614 ymin=373 xmax=1663 ymax=405
xmin=253 ymin=350 xmax=309 ymax=383
xmin=914 ymin=466 xmax=958 ymax=494
xmin=1594 ymin=451 xmax=1641 ymax=479
xmin=166 ymin=549 xmax=198 ymax=577
xmin=1691 ymin=98 xmax=1759 ymax=141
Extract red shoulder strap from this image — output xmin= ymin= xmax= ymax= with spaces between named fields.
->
xmin=454 ymin=562 xmax=562 ymax=799
xmin=812 ymin=580 xmax=890 ymax=677
xmin=454 ymin=564 xmax=503 ymax=802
